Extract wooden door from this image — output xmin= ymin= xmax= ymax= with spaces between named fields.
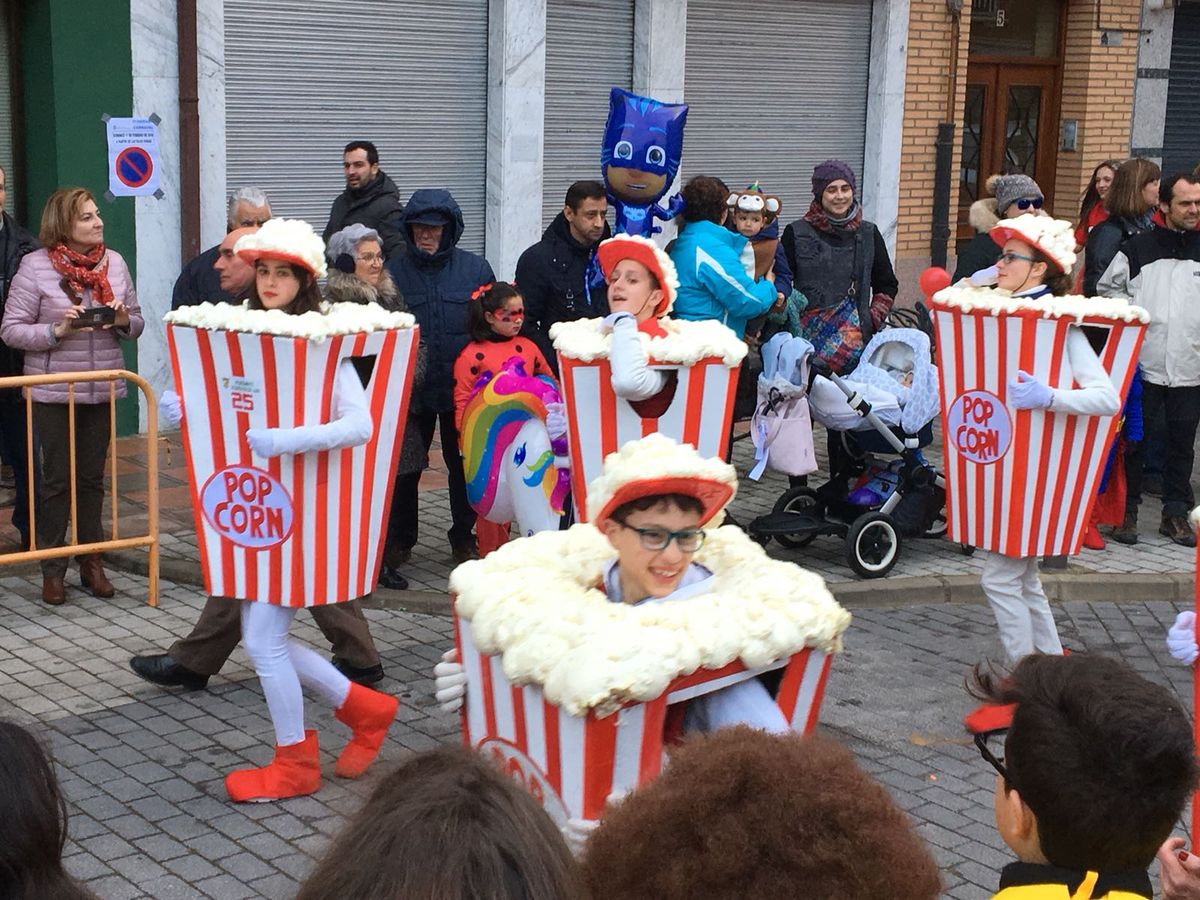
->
xmin=958 ymin=63 xmax=1060 ymax=243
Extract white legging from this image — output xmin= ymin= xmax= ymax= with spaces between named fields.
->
xmin=240 ymin=601 xmax=353 ymax=747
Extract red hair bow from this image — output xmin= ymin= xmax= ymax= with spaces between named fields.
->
xmin=470 ymin=283 xmax=494 ymax=301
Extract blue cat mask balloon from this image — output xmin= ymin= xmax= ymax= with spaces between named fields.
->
xmin=601 ymin=87 xmax=688 ymax=237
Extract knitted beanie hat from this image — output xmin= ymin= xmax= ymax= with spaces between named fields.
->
xmin=812 ymin=160 xmax=857 ymax=199
xmin=992 ymin=174 xmax=1044 ymax=216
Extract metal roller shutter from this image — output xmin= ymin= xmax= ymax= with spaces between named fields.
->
xmin=224 ymin=0 xmax=489 ymax=254
xmin=542 ymin=0 xmax=634 ymax=227
xmin=683 ymin=0 xmax=872 ymax=222
xmin=1162 ymin=3 xmax=1200 ymax=177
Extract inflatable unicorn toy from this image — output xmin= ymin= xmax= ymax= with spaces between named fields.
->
xmin=460 ymin=357 xmax=571 ymax=539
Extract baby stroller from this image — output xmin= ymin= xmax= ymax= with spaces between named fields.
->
xmin=749 ymin=313 xmax=959 ymax=578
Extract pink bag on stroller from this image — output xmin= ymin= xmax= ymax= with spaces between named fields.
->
xmin=750 ymin=334 xmax=817 ymax=480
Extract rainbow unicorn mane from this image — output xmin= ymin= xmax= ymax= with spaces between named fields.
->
xmin=461 ymin=357 xmax=571 ymax=518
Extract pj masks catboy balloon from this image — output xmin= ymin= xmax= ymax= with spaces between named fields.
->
xmin=601 ymin=87 xmax=688 ymax=238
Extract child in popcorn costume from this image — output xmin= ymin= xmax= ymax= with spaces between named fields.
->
xmin=964 ymin=215 xmax=1121 ymax=734
xmin=435 ymin=433 xmax=790 ymax=735
xmin=220 ymin=220 xmax=400 ymax=802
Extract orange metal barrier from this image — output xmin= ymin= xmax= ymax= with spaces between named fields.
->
xmin=0 ymin=370 xmax=159 ymax=606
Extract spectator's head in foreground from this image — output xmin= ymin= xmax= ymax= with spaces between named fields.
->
xmin=0 ymin=720 xmax=97 ymax=900
xmin=974 ymin=653 xmax=1197 ymax=872
xmin=296 ymin=745 xmax=585 ymax=900
xmin=581 ymin=727 xmax=941 ymax=899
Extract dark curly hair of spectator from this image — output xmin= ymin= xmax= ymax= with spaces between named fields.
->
xmin=972 ymin=653 xmax=1197 ymax=872
xmin=679 ymin=175 xmax=730 ymax=225
xmin=581 ymin=727 xmax=941 ymax=900
xmin=297 ymin=746 xmax=586 ymax=900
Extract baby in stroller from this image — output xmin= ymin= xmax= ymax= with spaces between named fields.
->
xmin=750 ymin=321 xmax=949 ymax=577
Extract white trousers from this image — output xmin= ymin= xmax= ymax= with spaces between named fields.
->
xmin=241 ymin=602 xmax=353 ymax=747
xmin=980 ymin=551 xmax=1063 ymax=665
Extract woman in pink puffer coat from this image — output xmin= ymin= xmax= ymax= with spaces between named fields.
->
xmin=0 ymin=188 xmax=144 ymax=606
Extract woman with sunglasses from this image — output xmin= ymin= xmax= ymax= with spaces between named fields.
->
xmin=965 ymin=214 xmax=1121 ymax=734
xmin=953 ymin=174 xmax=1047 ymax=282
xmin=453 ymin=281 xmax=560 ymax=556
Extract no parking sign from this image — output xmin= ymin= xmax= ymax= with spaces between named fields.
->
xmin=105 ymin=117 xmax=162 ymax=198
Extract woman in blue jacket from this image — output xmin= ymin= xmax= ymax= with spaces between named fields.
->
xmin=668 ymin=176 xmax=777 ymax=339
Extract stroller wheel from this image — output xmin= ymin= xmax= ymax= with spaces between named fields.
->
xmin=847 ymin=512 xmax=902 ymax=578
xmin=771 ymin=486 xmax=821 ymax=549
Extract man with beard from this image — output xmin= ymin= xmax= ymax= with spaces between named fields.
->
xmin=322 ymin=140 xmax=405 ymax=259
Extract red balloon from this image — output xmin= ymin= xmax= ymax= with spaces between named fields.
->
xmin=919 ymin=267 xmax=952 ymax=300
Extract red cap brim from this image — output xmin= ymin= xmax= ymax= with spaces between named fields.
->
xmin=990 ymin=226 xmax=1065 ymax=273
xmin=596 ymin=240 xmax=672 ymax=317
xmin=236 ymin=248 xmax=321 ymax=277
xmin=593 ymin=476 xmax=734 ymax=529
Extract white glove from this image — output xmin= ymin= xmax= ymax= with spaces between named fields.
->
xmin=245 ymin=427 xmax=277 ymax=459
xmin=1167 ymin=611 xmax=1198 ymax=666
xmin=160 ymin=389 xmax=183 ymax=426
xmin=969 ymin=265 xmax=1000 ymax=287
xmin=599 ymin=311 xmax=635 ymax=334
xmin=562 ymin=817 xmax=598 ymax=857
xmin=1008 ymin=371 xmax=1054 ymax=411
xmin=434 ymin=648 xmax=467 ymax=713
xmin=545 ymin=401 xmax=567 ymax=440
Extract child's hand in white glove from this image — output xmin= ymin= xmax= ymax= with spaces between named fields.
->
xmin=433 ymin=648 xmax=467 ymax=713
xmin=1167 ymin=611 xmax=1198 ymax=666
xmin=160 ymin=389 xmax=183 ymax=426
xmin=545 ymin=402 xmax=568 ymax=440
xmin=245 ymin=428 xmax=277 ymax=459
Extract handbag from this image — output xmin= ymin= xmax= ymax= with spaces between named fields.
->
xmin=793 ymin=230 xmax=867 ymax=375
xmin=749 ymin=385 xmax=817 ymax=479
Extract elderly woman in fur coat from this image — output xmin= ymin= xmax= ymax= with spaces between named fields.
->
xmin=326 ymin=224 xmax=426 ymax=591
xmin=952 ymin=174 xmax=1048 ymax=282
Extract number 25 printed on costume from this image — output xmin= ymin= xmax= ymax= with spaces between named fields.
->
xmin=166 ymin=303 xmax=420 ymax=605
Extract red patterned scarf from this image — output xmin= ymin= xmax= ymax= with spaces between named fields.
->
xmin=47 ymin=243 xmax=115 ymax=305
xmin=803 ymin=199 xmax=863 ymax=234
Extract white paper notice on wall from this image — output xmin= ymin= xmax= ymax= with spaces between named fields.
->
xmin=105 ymin=117 xmax=162 ymax=198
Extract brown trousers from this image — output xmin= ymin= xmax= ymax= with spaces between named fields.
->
xmin=169 ymin=596 xmax=381 ymax=676
xmin=33 ymin=403 xmax=110 ymax=578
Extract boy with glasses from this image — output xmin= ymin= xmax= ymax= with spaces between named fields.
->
xmin=435 ymin=433 xmax=790 ymax=735
xmin=972 ymin=654 xmax=1195 ymax=899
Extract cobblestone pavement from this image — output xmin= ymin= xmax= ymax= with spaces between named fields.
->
xmin=0 ymin=566 xmax=1191 ymax=899
xmin=70 ymin=421 xmax=1198 ymax=596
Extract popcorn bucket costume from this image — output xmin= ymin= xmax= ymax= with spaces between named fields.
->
xmin=929 ymin=216 xmax=1144 ymax=687
xmin=438 ymin=434 xmax=851 ymax=832
xmin=551 ymin=235 xmax=748 ymax=520
xmin=165 ymin=219 xmax=418 ymax=801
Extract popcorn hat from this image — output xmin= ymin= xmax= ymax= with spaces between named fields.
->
xmin=236 ymin=218 xmax=328 ymax=279
xmin=587 ymin=433 xmax=738 ymax=528
xmin=727 ymin=181 xmax=782 ymax=225
xmin=596 ymin=234 xmax=680 ymax=318
xmin=990 ymin=214 xmax=1076 ymax=274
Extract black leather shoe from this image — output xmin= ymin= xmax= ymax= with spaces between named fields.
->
xmin=377 ymin=565 xmax=409 ymax=591
xmin=332 ymin=657 xmax=385 ymax=686
xmin=129 ymin=654 xmax=209 ymax=690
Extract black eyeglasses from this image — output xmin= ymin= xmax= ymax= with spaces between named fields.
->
xmin=616 ymin=522 xmax=706 ymax=553
xmin=1015 ymin=198 xmax=1044 ymax=210
xmin=998 ymin=251 xmax=1037 ymax=265
xmin=974 ymin=732 xmax=1013 ymax=786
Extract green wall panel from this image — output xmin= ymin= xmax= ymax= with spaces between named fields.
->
xmin=18 ymin=0 xmax=139 ymax=434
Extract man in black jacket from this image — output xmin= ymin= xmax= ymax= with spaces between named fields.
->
xmin=323 ymin=141 xmax=405 ymax=259
xmin=171 ymin=186 xmax=271 ymax=309
xmin=0 ymin=167 xmax=39 ymax=549
xmin=386 ymin=189 xmax=495 ymax=563
xmin=515 ymin=180 xmax=610 ymax=366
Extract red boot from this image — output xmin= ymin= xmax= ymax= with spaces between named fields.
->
xmin=226 ymin=730 xmax=321 ymax=802
xmin=1082 ymin=504 xmax=1106 ymax=550
xmin=334 ymin=683 xmax=400 ymax=778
